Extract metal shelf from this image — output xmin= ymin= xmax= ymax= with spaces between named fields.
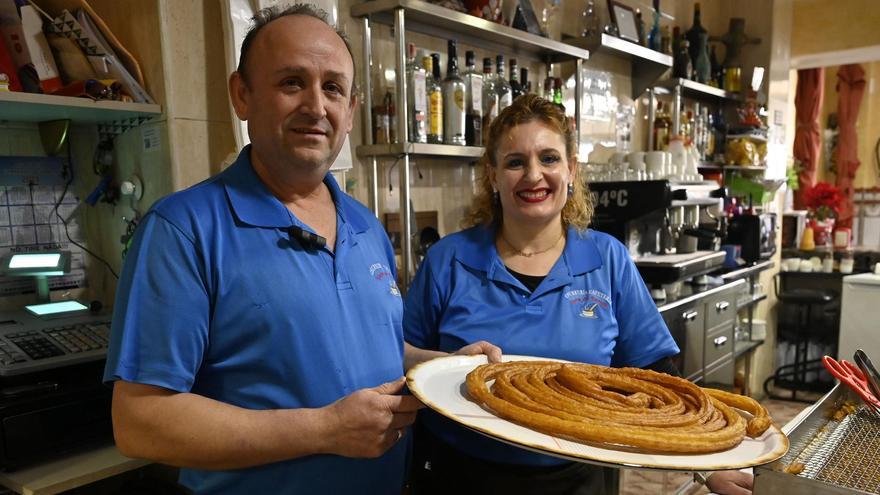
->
xmin=734 ymin=339 xmax=764 ymax=359
xmin=0 ymin=91 xmax=161 ymax=125
xmin=655 ymin=78 xmax=742 ymax=102
xmin=737 ymin=293 xmax=768 ymax=310
xmin=351 ymin=0 xmax=588 ymax=63
xmin=565 ymin=33 xmax=671 ymax=98
xmin=718 ymin=260 xmax=775 ymax=282
xmin=698 ymin=162 xmax=767 ymax=172
xmin=352 ymin=0 xmax=589 ymax=290
xmin=356 ymin=142 xmax=484 ymax=159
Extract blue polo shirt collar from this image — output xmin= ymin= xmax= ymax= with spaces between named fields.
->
xmin=222 ymin=146 xmax=370 ymax=234
xmin=454 ymin=225 xmax=603 ymax=291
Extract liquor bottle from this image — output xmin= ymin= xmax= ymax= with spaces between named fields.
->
xmin=385 ymin=89 xmax=396 ymax=143
xmin=405 ymin=43 xmax=427 ymax=143
xmin=552 ymin=77 xmax=563 ymax=107
xmin=520 ymin=67 xmax=531 ymax=94
xmin=685 ymin=3 xmax=707 ymax=73
xmin=462 ymin=50 xmax=483 ymax=146
xmin=660 ymin=25 xmax=672 ymax=55
xmin=543 ymin=75 xmax=554 ymax=101
xmin=481 ymin=57 xmax=499 ymax=135
xmin=509 ymin=58 xmax=523 ymax=99
xmin=647 ymin=0 xmax=661 ymax=51
xmin=579 ymin=0 xmax=600 ymax=38
xmin=372 ymin=84 xmax=392 ymax=144
xmin=635 ymin=9 xmax=646 ymax=46
xmin=705 ymin=108 xmax=716 ymax=160
xmin=681 ymin=108 xmax=693 ymax=143
xmin=494 ymin=54 xmax=512 ymax=111
xmin=710 ymin=45 xmax=725 ymax=88
xmin=442 ymin=40 xmax=466 ymax=145
xmin=425 ymin=54 xmax=443 ymax=144
xmin=693 ymin=103 xmax=705 ymax=154
xmin=653 ymin=101 xmax=671 ymax=151
xmin=673 ymin=37 xmax=692 ymax=80
xmin=671 ymin=27 xmax=681 ymax=68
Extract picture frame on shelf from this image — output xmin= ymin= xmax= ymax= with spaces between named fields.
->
xmin=606 ymin=0 xmax=639 ymax=44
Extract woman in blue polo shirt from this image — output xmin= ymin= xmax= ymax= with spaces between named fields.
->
xmin=403 ymin=95 xmax=753 ymax=495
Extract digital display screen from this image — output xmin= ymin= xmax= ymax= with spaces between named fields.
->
xmin=8 ymin=253 xmax=62 ymax=269
xmin=25 ymin=300 xmax=89 ymax=316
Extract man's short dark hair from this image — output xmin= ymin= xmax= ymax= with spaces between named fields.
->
xmin=236 ymin=3 xmax=357 ymax=95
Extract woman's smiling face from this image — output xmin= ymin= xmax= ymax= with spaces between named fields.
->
xmin=489 ymin=120 xmax=577 ymax=229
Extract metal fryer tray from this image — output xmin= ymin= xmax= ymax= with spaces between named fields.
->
xmin=754 ymin=383 xmax=880 ymax=495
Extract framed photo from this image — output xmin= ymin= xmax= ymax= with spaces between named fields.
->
xmin=607 ymin=1 xmax=639 ymax=44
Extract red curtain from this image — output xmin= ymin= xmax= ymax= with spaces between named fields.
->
xmin=792 ymin=68 xmax=825 ymax=209
xmin=834 ymin=64 xmax=867 ymax=228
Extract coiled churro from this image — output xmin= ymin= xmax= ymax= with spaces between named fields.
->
xmin=465 ymin=361 xmax=772 ymax=454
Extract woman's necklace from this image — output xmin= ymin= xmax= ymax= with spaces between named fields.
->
xmin=499 ymin=230 xmax=565 ymax=258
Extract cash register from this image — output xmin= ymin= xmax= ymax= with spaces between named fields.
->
xmin=0 ymin=251 xmax=112 ymax=470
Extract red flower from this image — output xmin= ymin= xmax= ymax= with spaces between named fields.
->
xmin=804 ymin=182 xmax=844 ymax=220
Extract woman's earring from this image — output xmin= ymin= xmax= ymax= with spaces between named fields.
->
xmin=567 ymin=183 xmax=574 ymax=198
xmin=492 ymin=189 xmax=500 ymax=206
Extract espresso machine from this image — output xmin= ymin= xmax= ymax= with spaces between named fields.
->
xmin=590 ymin=180 xmax=727 ymax=299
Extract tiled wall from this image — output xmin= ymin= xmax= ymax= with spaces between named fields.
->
xmin=0 ymin=122 xmax=124 ymax=310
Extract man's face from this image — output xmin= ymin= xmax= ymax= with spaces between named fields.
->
xmin=230 ymin=15 xmax=356 ymax=175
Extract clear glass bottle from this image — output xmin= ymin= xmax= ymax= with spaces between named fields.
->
xmin=481 ymin=57 xmax=498 ymax=142
xmin=442 ymin=40 xmax=466 ymax=145
xmin=405 ymin=43 xmax=427 ymax=143
xmin=425 ymin=54 xmax=443 ymax=144
xmin=580 ymin=0 xmax=600 ymax=38
xmin=494 ymin=54 xmax=512 ymax=111
xmin=509 ymin=58 xmax=522 ymax=100
xmin=543 ymin=75 xmax=554 ymax=101
xmin=462 ymin=50 xmax=483 ymax=147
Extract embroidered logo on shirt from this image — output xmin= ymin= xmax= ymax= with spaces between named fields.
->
xmin=579 ymin=303 xmax=599 ymax=318
xmin=565 ymin=289 xmax=610 ymax=319
xmin=369 ymin=263 xmax=401 ymax=297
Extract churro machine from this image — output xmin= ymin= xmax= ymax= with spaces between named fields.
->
xmin=753 ymin=383 xmax=880 ymax=495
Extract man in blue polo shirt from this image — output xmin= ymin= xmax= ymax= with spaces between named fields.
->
xmin=104 ymin=5 xmax=423 ymax=493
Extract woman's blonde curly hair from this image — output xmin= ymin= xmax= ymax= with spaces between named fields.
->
xmin=463 ymin=93 xmax=593 ymax=231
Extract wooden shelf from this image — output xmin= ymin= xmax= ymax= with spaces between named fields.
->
xmin=0 ymin=444 xmax=149 ymax=495
xmin=0 ymin=92 xmax=161 ymax=126
xmin=351 ymin=0 xmax=588 ymax=63
xmin=356 ymin=142 xmax=483 ymax=159
xmin=565 ymin=33 xmax=671 ymax=98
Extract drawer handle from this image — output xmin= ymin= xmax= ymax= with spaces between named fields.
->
xmin=715 ymin=301 xmax=730 ymax=312
xmin=713 ymin=336 xmax=728 ymax=346
xmin=683 ymin=310 xmax=699 ymax=321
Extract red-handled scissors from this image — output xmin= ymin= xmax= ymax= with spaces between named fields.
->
xmin=823 ymin=355 xmax=880 ymax=414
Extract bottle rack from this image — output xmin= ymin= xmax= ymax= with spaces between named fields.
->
xmin=648 ymin=77 xmax=743 ymax=150
xmin=351 ymin=0 xmax=589 ymax=287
